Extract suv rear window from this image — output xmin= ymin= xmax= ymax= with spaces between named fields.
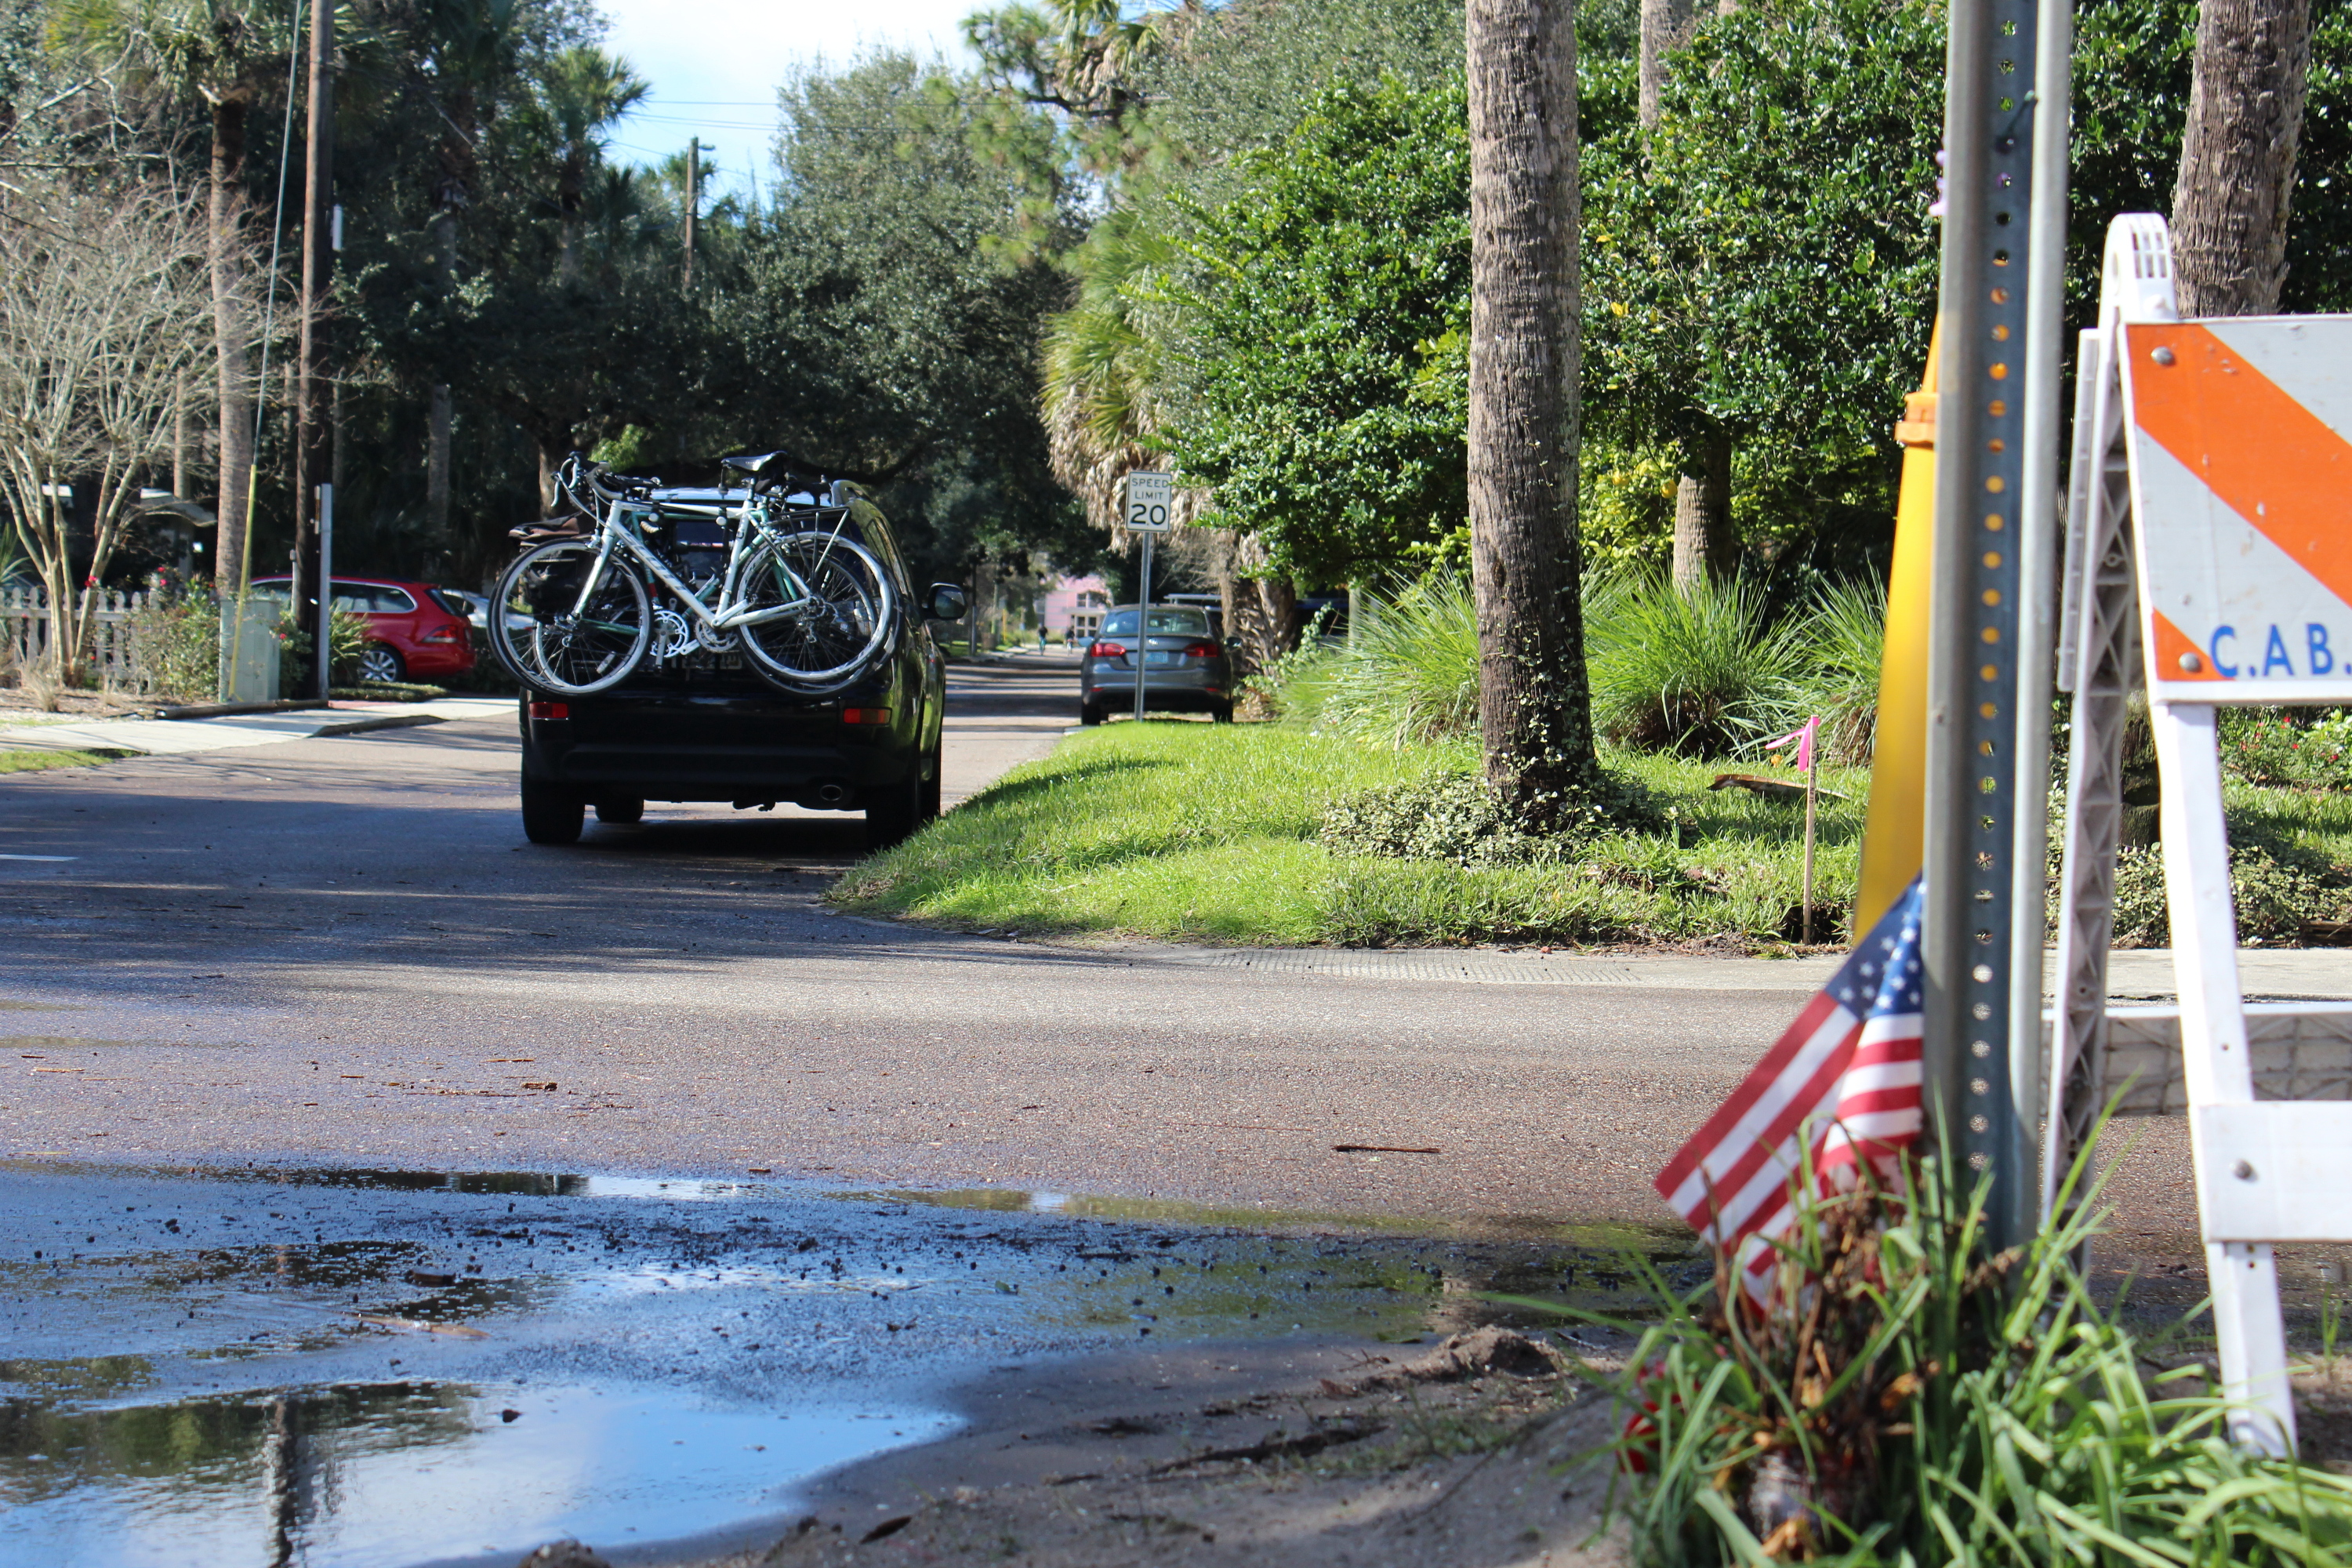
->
xmin=1099 ymin=608 xmax=1210 ymax=637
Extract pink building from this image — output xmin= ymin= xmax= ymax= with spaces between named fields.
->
xmin=1039 ymin=573 xmax=1112 ymax=641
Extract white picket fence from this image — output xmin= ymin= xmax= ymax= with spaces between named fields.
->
xmin=2 ymin=583 xmax=176 ymax=693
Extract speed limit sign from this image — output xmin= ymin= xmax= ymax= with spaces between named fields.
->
xmin=1123 ymin=471 xmax=1173 ymax=532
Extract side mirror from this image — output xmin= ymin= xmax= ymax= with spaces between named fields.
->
xmin=924 ymin=583 xmax=969 ymax=622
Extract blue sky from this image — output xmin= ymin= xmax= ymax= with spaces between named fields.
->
xmin=598 ymin=0 xmax=982 ymax=200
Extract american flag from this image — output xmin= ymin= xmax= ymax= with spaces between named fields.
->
xmin=1653 ymin=877 xmax=1926 ymax=1305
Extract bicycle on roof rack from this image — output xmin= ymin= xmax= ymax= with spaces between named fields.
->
xmin=487 ymin=450 xmax=896 ymax=698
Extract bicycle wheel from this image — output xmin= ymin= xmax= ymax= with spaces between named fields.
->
xmin=490 ymin=539 xmax=652 ymax=696
xmin=735 ymin=530 xmax=896 ymax=691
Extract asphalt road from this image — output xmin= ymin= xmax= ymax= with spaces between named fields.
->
xmin=0 ymin=663 xmax=2210 ymax=1240
xmin=0 ymin=662 xmax=2249 ymax=1566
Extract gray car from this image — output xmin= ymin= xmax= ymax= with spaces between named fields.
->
xmin=1080 ymin=604 xmax=1235 ymax=724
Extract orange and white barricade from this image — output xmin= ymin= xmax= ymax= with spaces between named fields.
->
xmin=2049 ymin=212 xmax=2352 ymax=1454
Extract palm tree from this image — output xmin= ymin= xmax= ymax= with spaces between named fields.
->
xmin=1039 ymin=208 xmax=1303 ymax=668
xmin=538 ymin=45 xmax=646 ymax=289
xmin=414 ymin=0 xmax=519 ymax=541
xmin=1040 ymin=208 xmax=1170 ymax=535
xmin=49 ymin=0 xmax=296 ymax=593
xmin=1466 ymin=0 xmax=1601 ymax=822
xmin=2170 ymin=0 xmax=2315 ymax=314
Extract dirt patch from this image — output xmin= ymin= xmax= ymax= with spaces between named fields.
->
xmin=2299 ymin=1357 xmax=2352 ymax=1474
xmin=681 ymin=1331 xmax=1628 ymax=1568
xmin=0 ymin=688 xmax=146 ymax=719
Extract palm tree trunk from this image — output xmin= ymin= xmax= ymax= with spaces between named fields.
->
xmin=2170 ymin=0 xmax=2314 ymax=314
xmin=1670 ymin=426 xmax=1734 ymax=590
xmin=1468 ymin=0 xmax=1599 ymax=823
xmin=210 ymin=95 xmax=256 ymax=591
xmin=1637 ymin=0 xmax=1690 ymax=129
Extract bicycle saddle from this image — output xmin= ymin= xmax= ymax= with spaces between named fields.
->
xmin=720 ymin=450 xmax=820 ymax=490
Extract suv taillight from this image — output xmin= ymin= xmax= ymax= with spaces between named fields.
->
xmin=528 ymin=701 xmax=569 ymax=720
xmin=1088 ymin=641 xmax=1127 ymax=658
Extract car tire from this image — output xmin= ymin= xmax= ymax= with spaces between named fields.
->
xmin=920 ymin=753 xmax=942 ymax=822
xmin=594 ymin=797 xmax=644 ymax=826
xmin=865 ymin=768 xmax=926 ymax=850
xmin=1211 ymin=702 xmax=1235 ymax=724
xmin=357 ymin=644 xmax=405 ymax=685
xmin=1080 ymin=702 xmax=1104 ymax=727
xmin=521 ymin=775 xmax=584 ymax=845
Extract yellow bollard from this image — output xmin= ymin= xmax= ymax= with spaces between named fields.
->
xmin=1853 ymin=320 xmax=1941 ymax=938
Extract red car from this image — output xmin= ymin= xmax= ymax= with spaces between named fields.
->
xmin=250 ymin=575 xmax=476 ymax=685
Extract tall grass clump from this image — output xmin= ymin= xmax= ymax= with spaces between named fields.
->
xmin=1305 ymin=574 xmax=1482 ymax=746
xmin=1276 ymin=567 xmax=1885 ymax=766
xmin=1586 ymin=569 xmax=1812 ymax=758
xmin=1534 ymin=1132 xmax=2352 ymax=1566
xmin=1793 ymin=575 xmax=1886 ymax=766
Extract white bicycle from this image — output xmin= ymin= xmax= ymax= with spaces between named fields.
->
xmin=488 ymin=452 xmax=897 ymax=698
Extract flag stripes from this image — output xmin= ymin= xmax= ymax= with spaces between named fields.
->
xmin=1654 ymin=878 xmax=1927 ymax=1304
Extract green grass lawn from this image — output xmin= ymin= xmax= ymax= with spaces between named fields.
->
xmin=831 ymin=720 xmax=1871 ymax=949
xmin=0 ymin=748 xmax=121 ymax=774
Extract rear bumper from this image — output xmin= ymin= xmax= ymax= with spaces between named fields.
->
xmin=1082 ymin=670 xmax=1229 ymax=710
xmin=520 ymin=693 xmax=927 ymax=808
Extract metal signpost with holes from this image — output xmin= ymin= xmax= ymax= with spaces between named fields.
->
xmin=1922 ymin=0 xmax=2070 ymax=1259
xmin=2046 ymin=212 xmax=2352 ymax=1454
xmin=1122 ymin=472 xmax=1173 ymax=722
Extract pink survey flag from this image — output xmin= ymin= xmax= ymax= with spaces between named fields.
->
xmin=1765 ymin=715 xmax=1820 ymax=775
xmin=1653 ymin=876 xmax=1926 ymax=1305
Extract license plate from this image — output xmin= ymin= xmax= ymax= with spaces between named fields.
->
xmin=1145 ymin=650 xmax=1185 ymax=667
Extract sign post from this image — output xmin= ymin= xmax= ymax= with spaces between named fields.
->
xmin=1123 ymin=472 xmax=1173 ymax=724
xmin=1922 ymin=0 xmax=2066 ymax=1257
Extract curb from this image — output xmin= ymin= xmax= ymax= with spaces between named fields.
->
xmin=156 ymin=699 xmax=330 ymax=721
xmin=312 ymin=714 xmax=447 ymax=738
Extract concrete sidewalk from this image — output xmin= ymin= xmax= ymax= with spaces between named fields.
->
xmin=0 ymin=696 xmax=513 ymax=757
xmin=1141 ymin=942 xmax=2352 ymax=998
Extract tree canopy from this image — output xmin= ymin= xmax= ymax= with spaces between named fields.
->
xmin=1161 ymin=75 xmax=1472 ymax=587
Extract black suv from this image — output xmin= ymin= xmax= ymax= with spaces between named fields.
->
xmin=515 ymin=485 xmax=966 ymax=848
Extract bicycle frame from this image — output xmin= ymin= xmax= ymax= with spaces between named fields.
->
xmin=561 ymin=495 xmax=855 ymax=634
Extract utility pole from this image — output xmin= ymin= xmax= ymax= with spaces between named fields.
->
xmin=683 ymin=137 xmax=699 ymax=291
xmin=292 ymin=0 xmax=335 ymax=699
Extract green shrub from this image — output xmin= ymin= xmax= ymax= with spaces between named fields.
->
xmin=2047 ymin=833 xmax=2350 ymax=946
xmin=274 ymin=607 xmax=369 ymax=690
xmin=124 ymin=573 xmax=220 ymax=702
xmin=1587 ymin=569 xmax=1809 ymax=759
xmin=2222 ymin=708 xmax=2352 ymax=789
xmin=1320 ymin=766 xmax=1663 ymax=866
xmin=1534 ymin=1134 xmax=2352 ymax=1566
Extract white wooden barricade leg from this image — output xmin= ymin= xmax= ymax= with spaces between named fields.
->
xmin=2147 ymin=699 xmax=2296 ymax=1452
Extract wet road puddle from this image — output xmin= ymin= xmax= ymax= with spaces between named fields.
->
xmin=1 ymin=1159 xmax=1689 ymax=1566
xmin=0 ymin=1380 xmax=949 ymax=1568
